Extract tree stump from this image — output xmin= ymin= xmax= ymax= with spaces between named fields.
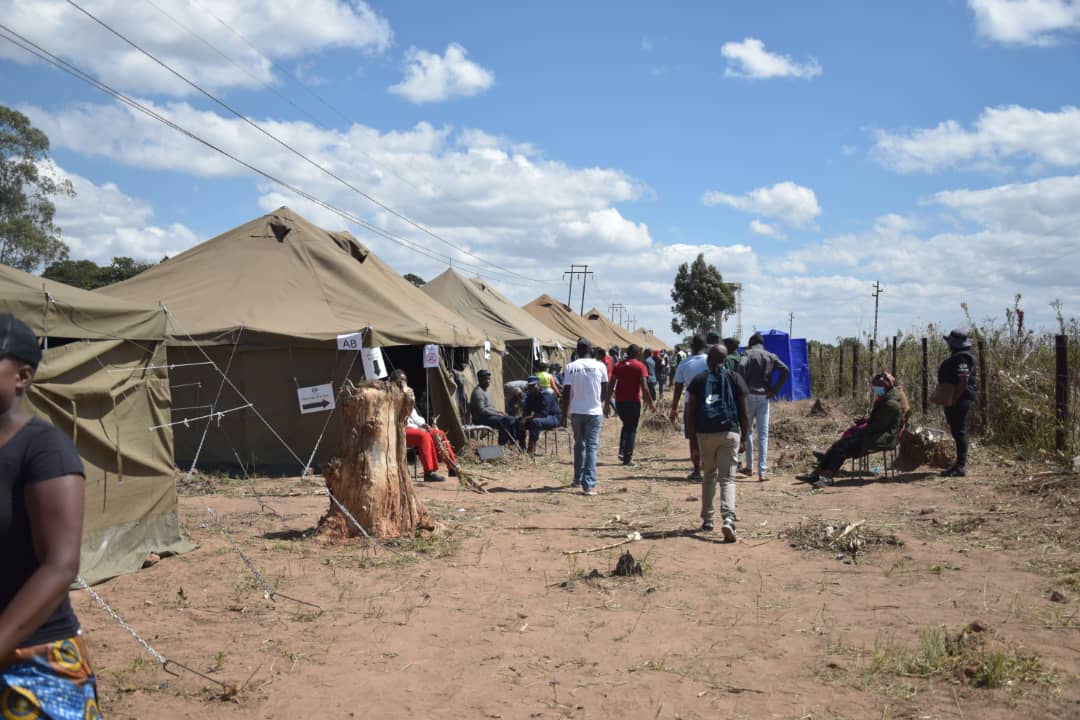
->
xmin=317 ymin=380 xmax=435 ymax=539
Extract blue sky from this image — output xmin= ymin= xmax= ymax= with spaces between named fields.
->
xmin=2 ymin=0 xmax=1079 ymax=344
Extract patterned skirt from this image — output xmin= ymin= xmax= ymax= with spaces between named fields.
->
xmin=0 ymin=635 xmax=101 ymax=720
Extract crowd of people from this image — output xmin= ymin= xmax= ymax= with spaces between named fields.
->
xmin=1 ymin=309 xmax=978 ymax=718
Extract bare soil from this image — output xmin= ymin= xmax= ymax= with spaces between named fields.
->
xmin=78 ymin=401 xmax=1079 ymax=719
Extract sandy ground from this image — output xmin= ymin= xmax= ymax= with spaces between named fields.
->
xmin=74 ymin=400 xmax=1078 ymax=719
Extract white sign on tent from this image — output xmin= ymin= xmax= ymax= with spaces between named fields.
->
xmin=361 ymin=347 xmax=388 ymax=379
xmin=336 ymin=331 xmax=363 ymax=351
xmin=483 ymin=340 xmax=491 ymax=360
xmin=297 ymin=383 xmax=335 ymax=415
xmin=423 ymin=344 xmax=440 ymax=369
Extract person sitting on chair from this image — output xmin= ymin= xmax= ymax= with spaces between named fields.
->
xmin=390 ymin=370 xmax=457 ymax=482
xmin=469 ymin=369 xmax=518 ymax=445
xmin=519 ymin=376 xmax=562 ymax=455
xmin=804 ymin=372 xmax=906 ymax=489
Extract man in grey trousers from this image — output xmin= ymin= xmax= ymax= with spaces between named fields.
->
xmin=737 ymin=333 xmax=790 ymax=481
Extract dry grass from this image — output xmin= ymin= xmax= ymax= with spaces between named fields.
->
xmin=782 ymin=518 xmax=904 ymax=560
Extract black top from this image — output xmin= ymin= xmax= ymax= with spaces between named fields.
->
xmin=1 ymin=417 xmax=84 ymax=647
xmin=687 ymin=368 xmax=748 ymax=433
xmin=938 ymin=350 xmax=977 ymax=403
xmin=524 ymin=390 xmax=561 ymax=419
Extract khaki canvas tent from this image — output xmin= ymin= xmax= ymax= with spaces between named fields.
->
xmin=583 ymin=307 xmax=642 ymax=351
xmin=522 ymin=294 xmax=610 ymax=350
xmin=100 ymin=207 xmax=499 ymax=473
xmin=0 ymin=264 xmax=191 ymax=584
xmin=634 ymin=327 xmax=673 ymax=352
xmin=423 ymin=269 xmax=574 ymax=381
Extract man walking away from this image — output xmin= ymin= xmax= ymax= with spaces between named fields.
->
xmin=937 ymin=329 xmax=977 ymax=477
xmin=643 ymin=349 xmax=658 ymax=402
xmin=668 ymin=334 xmax=709 ymax=480
xmin=560 ymin=338 xmax=609 ymax=495
xmin=604 ymin=344 xmax=656 ymax=467
xmin=738 ymin=333 xmax=790 ymax=481
xmin=722 ymin=338 xmax=741 ymax=372
xmin=687 ymin=346 xmax=749 ymax=541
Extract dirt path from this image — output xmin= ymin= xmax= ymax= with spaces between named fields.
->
xmin=78 ymin=401 xmax=1078 ymax=719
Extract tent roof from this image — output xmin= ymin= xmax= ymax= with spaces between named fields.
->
xmin=99 ymin=207 xmax=487 ymax=348
xmin=583 ymin=307 xmax=642 ymax=349
xmin=0 ymin=264 xmax=165 ymax=340
xmin=423 ymin=269 xmax=575 ymax=348
xmin=634 ymin=327 xmax=672 ymax=352
xmin=522 ymin=294 xmax=609 ymax=348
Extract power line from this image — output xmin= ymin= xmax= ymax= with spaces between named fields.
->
xmin=0 ymin=23 xmax=550 ymax=287
xmin=61 ymin=0 xmax=552 ymax=285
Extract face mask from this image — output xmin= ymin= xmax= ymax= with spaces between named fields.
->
xmin=872 ymin=386 xmax=886 ymax=397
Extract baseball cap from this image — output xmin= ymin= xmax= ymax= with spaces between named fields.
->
xmin=576 ymin=337 xmax=592 ymax=352
xmin=477 ymin=369 xmax=492 ymax=377
xmin=0 ymin=314 xmax=42 ymax=368
xmin=944 ymin=329 xmax=971 ymax=350
xmin=526 ymin=375 xmax=539 ymax=386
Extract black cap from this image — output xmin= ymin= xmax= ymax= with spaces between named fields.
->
xmin=477 ymin=368 xmax=491 ymax=377
xmin=576 ymin=337 xmax=592 ymax=352
xmin=0 ymin=314 xmax=41 ymax=368
xmin=706 ymin=331 xmax=721 ymax=345
xmin=944 ymin=329 xmax=971 ymax=350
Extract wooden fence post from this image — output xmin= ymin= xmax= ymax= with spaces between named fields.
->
xmin=977 ymin=338 xmax=989 ymax=432
xmin=921 ymin=337 xmax=928 ymax=414
xmin=838 ymin=345 xmax=845 ymax=397
xmin=891 ymin=335 xmax=898 ymax=378
xmin=852 ymin=344 xmax=860 ymax=398
xmin=1056 ymin=334 xmax=1069 ymax=453
xmin=869 ymin=339 xmax=875 ymax=371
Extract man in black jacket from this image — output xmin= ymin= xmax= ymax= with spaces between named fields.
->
xmin=938 ymin=329 xmax=977 ymax=477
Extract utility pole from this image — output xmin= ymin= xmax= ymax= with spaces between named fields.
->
xmin=788 ymin=312 xmax=794 ymax=337
xmin=871 ymin=280 xmax=884 ymax=350
xmin=562 ymin=264 xmax=594 ymax=314
xmin=609 ymin=303 xmax=625 ymax=324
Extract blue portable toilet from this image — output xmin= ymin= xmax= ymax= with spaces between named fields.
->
xmin=752 ymin=329 xmax=811 ymax=401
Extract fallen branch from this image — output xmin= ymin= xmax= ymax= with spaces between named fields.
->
xmin=563 ymin=532 xmax=643 ymax=555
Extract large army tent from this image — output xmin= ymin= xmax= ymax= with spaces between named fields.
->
xmin=423 ymin=269 xmax=574 ymax=381
xmin=523 ymin=294 xmax=610 ymax=350
xmin=0 ymin=264 xmax=191 ymax=584
xmin=583 ymin=307 xmax=641 ymax=350
xmin=100 ymin=207 xmax=499 ymax=473
xmin=634 ymin=327 xmax=673 ymax=352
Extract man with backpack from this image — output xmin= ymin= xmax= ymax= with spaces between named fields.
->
xmin=686 ymin=345 xmax=750 ymax=541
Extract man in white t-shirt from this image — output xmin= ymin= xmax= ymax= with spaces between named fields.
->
xmin=559 ymin=338 xmax=609 ymax=495
xmin=668 ymin=333 xmax=709 ymax=480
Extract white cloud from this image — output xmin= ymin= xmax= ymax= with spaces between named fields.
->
xmin=701 ymin=181 xmax=821 ymax=227
xmin=841 ymin=144 xmax=857 ymax=157
xmin=872 ymin=105 xmax=1080 ymax=173
xmin=749 ymin=219 xmax=785 ymax=239
xmin=388 ymin=43 xmax=494 ymax=103
xmin=720 ymin=37 xmax=822 ymax=79
xmin=0 ymin=0 xmax=391 ymax=96
xmin=969 ymin=0 xmax=1080 ymax=46
xmin=49 ymin=165 xmax=200 ymax=263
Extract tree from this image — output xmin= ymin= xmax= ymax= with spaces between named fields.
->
xmin=0 ymin=106 xmax=74 ymax=272
xmin=43 ymin=256 xmax=154 ymax=290
xmin=670 ymin=253 xmax=735 ymax=336
xmin=403 ymin=272 xmax=425 ymax=288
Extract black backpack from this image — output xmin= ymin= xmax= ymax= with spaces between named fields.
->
xmin=697 ymin=368 xmax=738 ymax=433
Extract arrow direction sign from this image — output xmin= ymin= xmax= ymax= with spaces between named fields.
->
xmin=297 ymin=383 xmax=335 ymax=415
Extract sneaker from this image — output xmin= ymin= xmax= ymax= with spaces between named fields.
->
xmin=583 ymin=488 xmax=598 ymax=496
xmin=811 ymin=477 xmax=833 ymax=490
xmin=687 ymin=470 xmax=703 ymax=481
xmin=700 ymin=521 xmax=714 ymax=532
xmin=423 ymin=471 xmax=447 ymax=482
xmin=623 ymin=460 xmax=638 ymax=468
xmin=758 ymin=470 xmax=768 ymax=482
xmin=942 ymin=465 xmax=967 ymax=477
xmin=721 ymin=519 xmax=737 ymax=543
